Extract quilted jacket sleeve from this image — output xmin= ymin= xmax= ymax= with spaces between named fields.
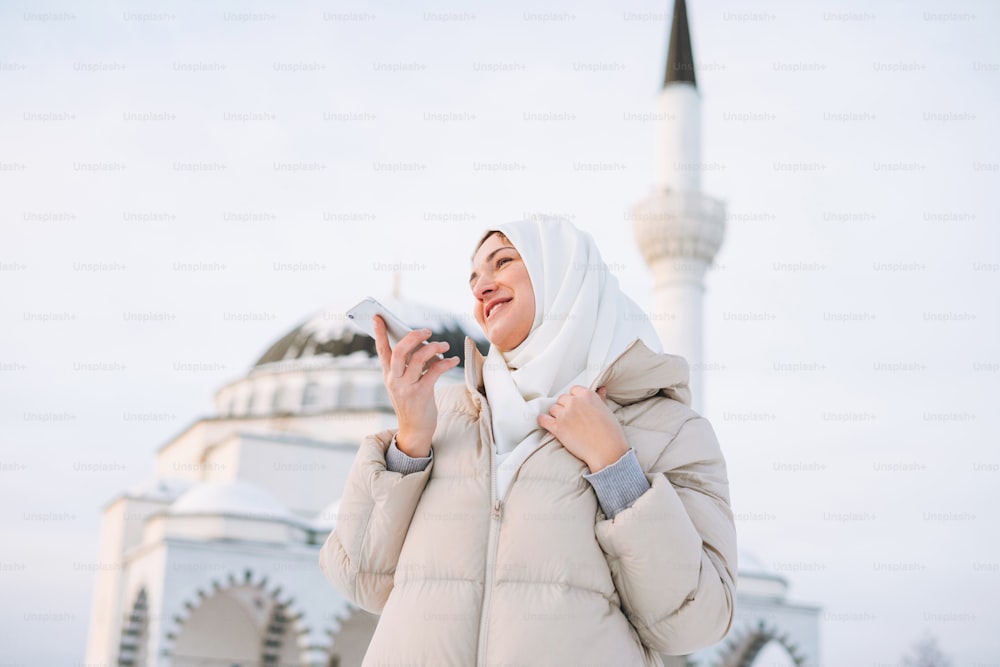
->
xmin=318 ymin=427 xmax=434 ymax=613
xmin=594 ymin=415 xmax=738 ymax=656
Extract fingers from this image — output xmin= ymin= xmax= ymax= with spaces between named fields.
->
xmin=419 ymin=351 xmax=461 ymax=384
xmin=403 ymin=339 xmax=458 ymax=383
xmin=374 ymin=318 xmax=460 ymax=386
xmin=373 ymin=318 xmax=435 ymax=381
xmin=407 ymin=338 xmax=451 ymax=373
xmin=549 ymin=387 xmax=605 ymax=421
xmin=394 ymin=329 xmax=435 ymax=379
xmin=372 ymin=315 xmax=390 ymax=376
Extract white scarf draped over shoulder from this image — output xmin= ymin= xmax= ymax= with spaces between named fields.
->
xmin=479 ymin=217 xmax=663 ymax=499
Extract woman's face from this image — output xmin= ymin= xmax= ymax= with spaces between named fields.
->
xmin=470 ymin=233 xmax=536 ymax=352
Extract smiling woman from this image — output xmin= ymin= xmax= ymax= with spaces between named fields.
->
xmin=469 ymin=230 xmax=535 ymax=353
xmin=320 ymin=217 xmax=738 ymax=667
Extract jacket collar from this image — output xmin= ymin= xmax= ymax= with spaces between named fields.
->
xmin=462 ymin=335 xmax=691 ymax=408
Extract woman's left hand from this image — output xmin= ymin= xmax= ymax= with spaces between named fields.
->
xmin=538 ymin=386 xmax=630 ymax=473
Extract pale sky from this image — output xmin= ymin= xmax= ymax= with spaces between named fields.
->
xmin=2 ymin=0 xmax=998 ymax=664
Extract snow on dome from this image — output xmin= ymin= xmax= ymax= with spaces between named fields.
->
xmin=251 ymin=294 xmax=488 ymax=369
xmin=738 ymin=546 xmax=778 ymax=576
xmin=314 ymin=498 xmax=341 ymax=531
xmin=127 ymin=476 xmax=196 ymax=503
xmin=169 ymin=480 xmax=297 ymax=523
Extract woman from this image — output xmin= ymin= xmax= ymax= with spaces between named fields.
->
xmin=319 ymin=217 xmax=737 ymax=666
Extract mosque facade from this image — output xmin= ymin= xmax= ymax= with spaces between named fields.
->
xmin=84 ymin=1 xmax=821 ymax=665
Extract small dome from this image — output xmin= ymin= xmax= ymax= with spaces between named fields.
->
xmin=736 ymin=546 xmax=790 ymax=600
xmin=315 ymin=499 xmax=341 ymax=531
xmin=169 ymin=480 xmax=295 ymax=523
xmin=738 ymin=547 xmax=773 ymax=575
xmin=127 ymin=476 xmax=195 ymax=503
xmin=252 ymin=295 xmax=488 ymax=369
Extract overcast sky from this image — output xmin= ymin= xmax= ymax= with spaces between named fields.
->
xmin=2 ymin=0 xmax=998 ymax=664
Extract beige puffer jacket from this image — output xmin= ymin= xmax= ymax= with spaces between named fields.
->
xmin=319 ymin=335 xmax=738 ymax=666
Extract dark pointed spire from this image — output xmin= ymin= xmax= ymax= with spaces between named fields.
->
xmin=664 ymin=0 xmax=696 ymax=88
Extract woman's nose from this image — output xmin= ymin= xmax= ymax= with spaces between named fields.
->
xmin=473 ymin=275 xmax=496 ymax=300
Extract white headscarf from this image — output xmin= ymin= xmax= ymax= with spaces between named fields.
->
xmin=479 ymin=217 xmax=663 ymax=499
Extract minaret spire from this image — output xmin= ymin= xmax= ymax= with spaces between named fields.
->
xmin=633 ymin=0 xmax=725 ymax=414
xmin=664 ymin=0 xmax=697 ymax=87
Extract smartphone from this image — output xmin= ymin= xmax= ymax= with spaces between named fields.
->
xmin=346 ymin=297 xmax=445 ymax=368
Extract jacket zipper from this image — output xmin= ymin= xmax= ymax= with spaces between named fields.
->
xmin=476 ymin=397 xmax=500 ymax=667
xmin=471 ymin=337 xmax=638 ymax=666
xmin=477 ymin=466 xmax=501 ymax=665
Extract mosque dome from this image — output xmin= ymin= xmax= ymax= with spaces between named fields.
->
xmin=252 ymin=294 xmax=489 ymax=370
xmin=737 ymin=547 xmax=774 ymax=576
xmin=169 ymin=480 xmax=303 ymax=525
xmin=737 ymin=546 xmax=789 ymax=600
xmin=214 ymin=293 xmax=489 ymax=418
xmin=126 ymin=476 xmax=195 ymax=503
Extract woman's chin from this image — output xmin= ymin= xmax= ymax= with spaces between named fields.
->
xmin=487 ymin=327 xmax=511 ymax=352
xmin=488 ymin=327 xmax=527 ymax=354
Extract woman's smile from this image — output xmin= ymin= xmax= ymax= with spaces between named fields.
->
xmin=470 ymin=231 xmax=535 ymax=352
xmin=487 ymin=299 xmax=511 ymax=320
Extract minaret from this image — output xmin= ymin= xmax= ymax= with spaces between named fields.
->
xmin=632 ymin=0 xmax=725 ymax=415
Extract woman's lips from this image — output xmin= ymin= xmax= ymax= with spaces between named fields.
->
xmin=487 ymin=299 xmax=510 ymax=320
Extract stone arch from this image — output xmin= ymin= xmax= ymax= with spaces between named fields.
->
xmin=159 ymin=568 xmax=313 ymax=667
xmin=713 ymin=618 xmax=808 ymax=667
xmin=322 ymin=603 xmax=379 ymax=667
xmin=117 ymin=587 xmax=150 ymax=666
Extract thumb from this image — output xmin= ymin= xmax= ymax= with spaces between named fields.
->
xmin=596 ymin=386 xmax=608 ymax=402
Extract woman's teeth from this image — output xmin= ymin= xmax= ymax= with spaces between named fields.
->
xmin=490 ymin=302 xmax=507 ymax=319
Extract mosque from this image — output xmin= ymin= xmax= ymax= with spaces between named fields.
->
xmin=83 ymin=1 xmax=821 ymax=665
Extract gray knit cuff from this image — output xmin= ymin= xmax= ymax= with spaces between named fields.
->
xmin=384 ymin=433 xmax=433 ymax=475
xmin=583 ymin=449 xmax=651 ymax=519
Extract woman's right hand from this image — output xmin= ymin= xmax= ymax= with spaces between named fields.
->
xmin=372 ymin=315 xmax=461 ymax=457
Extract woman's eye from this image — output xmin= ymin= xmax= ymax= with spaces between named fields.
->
xmin=496 ymin=257 xmax=511 ymax=268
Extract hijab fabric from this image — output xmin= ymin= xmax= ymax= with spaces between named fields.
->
xmin=479 ymin=217 xmax=663 ymax=499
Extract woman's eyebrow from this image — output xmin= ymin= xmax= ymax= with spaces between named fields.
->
xmin=469 ymin=246 xmax=516 ymax=284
